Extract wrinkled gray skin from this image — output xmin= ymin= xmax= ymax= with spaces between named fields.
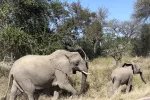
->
xmin=111 ymin=63 xmax=146 ymax=96
xmin=2 ymin=50 xmax=88 ymax=100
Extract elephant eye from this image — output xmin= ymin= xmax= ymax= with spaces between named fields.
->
xmin=75 ymin=61 xmax=80 ymax=66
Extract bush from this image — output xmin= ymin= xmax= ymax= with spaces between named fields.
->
xmin=0 ymin=25 xmax=36 ymax=60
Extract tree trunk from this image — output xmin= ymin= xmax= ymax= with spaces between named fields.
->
xmin=93 ymin=40 xmax=99 ymax=56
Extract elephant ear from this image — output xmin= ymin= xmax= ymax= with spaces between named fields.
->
xmin=122 ymin=63 xmax=127 ymax=67
xmin=53 ymin=54 xmax=74 ymax=77
xmin=122 ymin=63 xmax=136 ymax=74
xmin=122 ymin=63 xmax=133 ymax=67
xmin=65 ymin=52 xmax=81 ymax=65
xmin=131 ymin=64 xmax=137 ymax=74
xmin=52 ymin=51 xmax=81 ymax=77
xmin=64 ymin=52 xmax=81 ymax=72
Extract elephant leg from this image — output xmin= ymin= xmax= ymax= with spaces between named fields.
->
xmin=55 ymin=70 xmax=77 ymax=95
xmin=17 ymin=79 xmax=35 ymax=100
xmin=129 ymin=85 xmax=132 ymax=92
xmin=126 ymin=75 xmax=133 ymax=93
xmin=26 ymin=93 xmax=34 ymax=100
xmin=10 ymin=80 xmax=21 ymax=100
xmin=59 ymin=83 xmax=77 ymax=95
xmin=112 ymin=80 xmax=120 ymax=95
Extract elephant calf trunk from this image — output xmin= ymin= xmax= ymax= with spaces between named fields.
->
xmin=140 ymin=72 xmax=146 ymax=84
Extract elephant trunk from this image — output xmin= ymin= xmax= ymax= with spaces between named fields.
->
xmin=78 ymin=71 xmax=87 ymax=94
xmin=140 ymin=72 xmax=146 ymax=84
xmin=78 ymin=62 xmax=88 ymax=95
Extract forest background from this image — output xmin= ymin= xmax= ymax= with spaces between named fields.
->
xmin=0 ymin=0 xmax=150 ymax=63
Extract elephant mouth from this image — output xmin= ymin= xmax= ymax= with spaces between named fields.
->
xmin=72 ymin=67 xmax=90 ymax=75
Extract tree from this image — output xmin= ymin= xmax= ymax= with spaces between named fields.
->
xmin=0 ymin=1 xmax=13 ymax=30
xmin=102 ymin=33 xmax=127 ymax=65
xmin=120 ymin=21 xmax=141 ymax=40
xmin=133 ymin=0 xmax=150 ymax=22
xmin=56 ymin=1 xmax=104 ymax=59
xmin=0 ymin=25 xmax=36 ymax=60
xmin=0 ymin=0 xmax=66 ymax=59
xmin=11 ymin=0 xmax=50 ymax=35
xmin=132 ymin=0 xmax=150 ymax=56
xmin=133 ymin=24 xmax=150 ymax=56
xmin=97 ymin=7 xmax=108 ymax=26
xmin=102 ymin=20 xmax=139 ymax=65
xmin=0 ymin=0 xmax=108 ymax=60
xmin=84 ymin=19 xmax=102 ymax=57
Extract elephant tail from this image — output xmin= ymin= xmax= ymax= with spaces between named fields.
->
xmin=1 ymin=73 xmax=13 ymax=100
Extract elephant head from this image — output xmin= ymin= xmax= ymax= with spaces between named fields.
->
xmin=64 ymin=51 xmax=89 ymax=94
xmin=122 ymin=63 xmax=146 ymax=84
xmin=132 ymin=64 xmax=146 ymax=84
xmin=51 ymin=50 xmax=89 ymax=95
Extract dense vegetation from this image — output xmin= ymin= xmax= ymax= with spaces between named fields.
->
xmin=0 ymin=0 xmax=150 ymax=62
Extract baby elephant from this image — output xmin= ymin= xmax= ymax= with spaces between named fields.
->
xmin=111 ymin=63 xmax=146 ymax=95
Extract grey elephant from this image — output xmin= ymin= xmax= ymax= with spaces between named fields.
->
xmin=111 ymin=63 xmax=146 ymax=96
xmin=2 ymin=50 xmax=89 ymax=100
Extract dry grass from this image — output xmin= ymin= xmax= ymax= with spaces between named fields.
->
xmin=1 ymin=57 xmax=150 ymax=100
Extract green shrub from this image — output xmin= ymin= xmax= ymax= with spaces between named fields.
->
xmin=0 ymin=25 xmax=36 ymax=60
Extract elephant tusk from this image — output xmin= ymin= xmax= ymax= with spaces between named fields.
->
xmin=82 ymin=71 xmax=91 ymax=75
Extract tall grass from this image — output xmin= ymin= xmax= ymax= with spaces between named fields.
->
xmin=0 ymin=57 xmax=150 ymax=100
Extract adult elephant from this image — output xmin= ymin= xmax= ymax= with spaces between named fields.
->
xmin=2 ymin=50 xmax=89 ymax=100
xmin=111 ymin=63 xmax=146 ymax=96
